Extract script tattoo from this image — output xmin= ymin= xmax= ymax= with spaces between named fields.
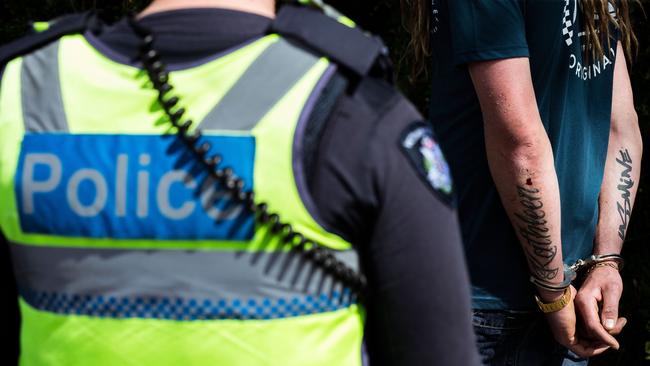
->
xmin=616 ymin=149 xmax=634 ymax=240
xmin=514 ymin=185 xmax=559 ymax=281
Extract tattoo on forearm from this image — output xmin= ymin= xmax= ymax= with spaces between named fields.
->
xmin=514 ymin=185 xmax=559 ymax=281
xmin=616 ymin=149 xmax=634 ymax=241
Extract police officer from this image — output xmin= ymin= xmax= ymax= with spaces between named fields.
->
xmin=0 ymin=1 xmax=481 ymax=365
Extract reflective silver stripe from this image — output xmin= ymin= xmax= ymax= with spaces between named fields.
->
xmin=10 ymin=243 xmax=359 ymax=304
xmin=199 ymin=38 xmax=320 ymax=131
xmin=20 ymin=41 xmax=69 ymax=132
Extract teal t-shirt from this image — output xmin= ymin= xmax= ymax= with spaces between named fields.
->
xmin=430 ymin=0 xmax=616 ymax=309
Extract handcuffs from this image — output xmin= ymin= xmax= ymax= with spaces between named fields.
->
xmin=529 ymin=253 xmax=624 ymax=292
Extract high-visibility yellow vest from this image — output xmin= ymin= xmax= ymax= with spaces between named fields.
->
xmin=0 ymin=26 xmax=364 ymax=366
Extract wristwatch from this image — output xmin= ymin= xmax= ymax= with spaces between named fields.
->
xmin=535 ymin=286 xmax=571 ymax=313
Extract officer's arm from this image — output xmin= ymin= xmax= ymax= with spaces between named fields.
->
xmin=575 ymin=41 xmax=642 ymax=340
xmin=309 ymin=84 xmax=481 ymax=365
xmin=361 ymin=98 xmax=480 ymax=366
xmin=468 ymin=57 xmax=614 ymax=357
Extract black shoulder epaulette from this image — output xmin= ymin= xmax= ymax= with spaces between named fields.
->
xmin=0 ymin=12 xmax=100 ymax=67
xmin=270 ymin=6 xmax=394 ymax=84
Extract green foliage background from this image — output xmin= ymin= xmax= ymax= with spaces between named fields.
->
xmin=0 ymin=1 xmax=648 ymax=364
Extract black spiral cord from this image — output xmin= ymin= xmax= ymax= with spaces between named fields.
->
xmin=127 ymin=17 xmax=367 ymax=299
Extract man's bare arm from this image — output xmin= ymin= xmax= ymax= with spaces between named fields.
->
xmin=468 ymin=57 xmax=612 ymax=357
xmin=594 ymin=42 xmax=642 ymax=254
xmin=576 ymin=41 xmax=642 ymax=342
xmin=469 ymin=58 xmax=564 ymax=296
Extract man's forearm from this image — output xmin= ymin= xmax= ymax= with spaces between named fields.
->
xmin=594 ymin=41 xmax=643 ymax=255
xmin=594 ymin=127 xmax=642 ymax=254
xmin=574 ymin=127 xmax=640 ymax=342
xmin=485 ymin=125 xmax=565 ymax=296
xmin=470 ymin=58 xmax=600 ymax=354
xmin=469 ymin=58 xmax=565 ymax=299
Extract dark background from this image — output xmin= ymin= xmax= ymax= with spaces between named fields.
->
xmin=0 ymin=1 xmax=648 ymax=365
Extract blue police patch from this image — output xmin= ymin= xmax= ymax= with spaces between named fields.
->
xmin=15 ymin=134 xmax=255 ymax=240
xmin=400 ymin=122 xmax=454 ymax=206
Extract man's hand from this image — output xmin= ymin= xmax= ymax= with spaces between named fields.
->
xmin=575 ymin=266 xmax=626 ymax=347
xmin=544 ymin=286 xmax=611 ymax=359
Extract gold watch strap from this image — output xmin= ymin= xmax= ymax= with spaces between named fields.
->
xmin=535 ymin=286 xmax=571 ymax=313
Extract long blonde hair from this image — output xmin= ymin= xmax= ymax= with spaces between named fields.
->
xmin=401 ymin=0 xmax=641 ymax=80
xmin=582 ymin=0 xmax=640 ymax=64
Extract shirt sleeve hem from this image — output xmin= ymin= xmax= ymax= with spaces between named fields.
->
xmin=453 ymin=46 xmax=530 ymax=66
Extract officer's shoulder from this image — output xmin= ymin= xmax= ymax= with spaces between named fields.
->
xmin=335 ymin=75 xmax=421 ymax=143
xmin=353 ymin=76 xmax=411 ymax=119
xmin=271 ymin=6 xmax=410 ymax=120
xmin=0 ymin=12 xmax=98 ymax=67
xmin=272 ymin=5 xmax=392 ymax=85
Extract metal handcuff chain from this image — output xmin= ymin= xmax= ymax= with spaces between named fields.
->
xmin=569 ymin=253 xmax=625 ymax=273
xmin=530 ymin=253 xmax=624 ymax=292
xmin=127 ymin=17 xmax=367 ymax=299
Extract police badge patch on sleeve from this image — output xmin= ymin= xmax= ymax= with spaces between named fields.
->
xmin=400 ymin=122 xmax=455 ymax=206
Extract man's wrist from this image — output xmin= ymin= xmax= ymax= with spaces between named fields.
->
xmin=537 ymin=287 xmax=566 ymax=302
xmin=577 ymin=253 xmax=625 ymax=274
xmin=529 ymin=263 xmax=575 ymax=299
xmin=530 ymin=263 xmax=575 ymax=302
xmin=535 ymin=286 xmax=572 ymax=313
xmin=593 ymin=248 xmax=622 ymax=256
xmin=592 ymin=239 xmax=623 ymax=256
xmin=585 ymin=262 xmax=621 ymax=278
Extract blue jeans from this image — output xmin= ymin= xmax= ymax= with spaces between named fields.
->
xmin=473 ymin=310 xmax=588 ymax=366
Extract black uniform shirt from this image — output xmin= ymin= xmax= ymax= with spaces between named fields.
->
xmin=0 ymin=8 xmax=481 ymax=366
